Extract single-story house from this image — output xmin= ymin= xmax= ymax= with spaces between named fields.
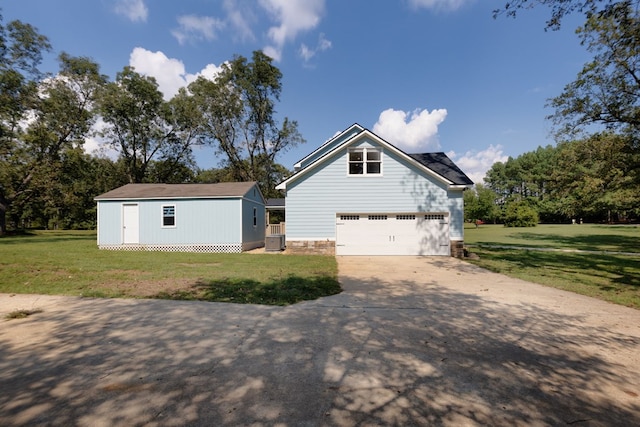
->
xmin=94 ymin=182 xmax=265 ymax=253
xmin=275 ymin=123 xmax=474 ymax=256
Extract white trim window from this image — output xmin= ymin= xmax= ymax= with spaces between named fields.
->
xmin=253 ymin=207 xmax=257 ymax=228
xmin=348 ymin=147 xmax=382 ymax=175
xmin=162 ymin=205 xmax=176 ymax=227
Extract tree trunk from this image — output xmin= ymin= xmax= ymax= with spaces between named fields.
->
xmin=0 ymin=199 xmax=7 ymax=235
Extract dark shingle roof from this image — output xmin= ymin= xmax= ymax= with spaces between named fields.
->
xmin=266 ymin=198 xmax=285 ymax=208
xmin=408 ymin=152 xmax=474 ymax=186
xmin=95 ymin=182 xmax=259 ymax=200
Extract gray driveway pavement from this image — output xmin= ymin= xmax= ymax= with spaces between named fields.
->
xmin=1 ymin=256 xmax=639 ymax=426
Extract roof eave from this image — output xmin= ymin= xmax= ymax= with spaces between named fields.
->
xmin=448 ymin=184 xmax=474 ymax=190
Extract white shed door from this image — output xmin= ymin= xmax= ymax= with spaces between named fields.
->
xmin=336 ymin=213 xmax=450 ymax=256
xmin=122 ymin=204 xmax=139 ymax=244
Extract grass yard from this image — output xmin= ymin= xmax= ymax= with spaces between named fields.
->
xmin=464 ymin=224 xmax=640 ymax=309
xmin=0 ymin=230 xmax=340 ymax=305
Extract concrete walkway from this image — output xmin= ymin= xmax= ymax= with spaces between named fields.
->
xmin=1 ymin=256 xmax=639 ymax=426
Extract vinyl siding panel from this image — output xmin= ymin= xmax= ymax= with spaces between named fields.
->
xmin=138 ymin=199 xmax=241 ymax=244
xmin=286 ymin=139 xmax=464 ymax=240
xmin=96 ymin=201 xmax=124 ymax=245
xmin=241 ymin=197 xmax=266 ymax=245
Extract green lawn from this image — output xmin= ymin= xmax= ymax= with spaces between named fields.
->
xmin=0 ymin=230 xmax=340 ymax=305
xmin=464 ymin=224 xmax=640 ymax=309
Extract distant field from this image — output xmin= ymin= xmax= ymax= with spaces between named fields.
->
xmin=0 ymin=230 xmax=340 ymax=305
xmin=463 ymin=224 xmax=640 ymax=309
xmin=464 ymin=223 xmax=640 ymax=253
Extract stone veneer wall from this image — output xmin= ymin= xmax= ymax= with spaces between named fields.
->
xmin=286 ymin=239 xmax=464 ymax=257
xmin=285 ymin=240 xmax=336 ymax=255
xmin=450 ymin=240 xmax=465 ymax=258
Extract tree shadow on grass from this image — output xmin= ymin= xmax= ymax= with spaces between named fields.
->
xmin=477 ymin=249 xmax=640 ymax=288
xmin=0 ymin=231 xmax=96 ymax=245
xmin=154 ymin=275 xmax=342 ymax=306
xmin=507 ymin=231 xmax=640 ymax=253
xmin=1 ymin=266 xmax=640 ymax=426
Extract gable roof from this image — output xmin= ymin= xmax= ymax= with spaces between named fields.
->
xmin=293 ymin=123 xmax=365 ymax=171
xmin=276 ymin=124 xmax=473 ymax=190
xmin=95 ymin=182 xmax=264 ymax=202
xmin=408 ymin=153 xmax=474 ymax=186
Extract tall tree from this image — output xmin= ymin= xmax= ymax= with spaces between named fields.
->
xmin=189 ymin=51 xmax=304 ymax=197
xmin=553 ymin=133 xmax=639 ymax=221
xmin=10 ymin=54 xmax=107 ymax=229
xmin=548 ymin=2 xmax=640 ymax=141
xmin=0 ymin=14 xmax=51 ymax=234
xmin=100 ymin=67 xmax=202 ymax=183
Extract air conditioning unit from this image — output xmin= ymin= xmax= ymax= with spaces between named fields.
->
xmin=265 ymin=234 xmax=285 ymax=252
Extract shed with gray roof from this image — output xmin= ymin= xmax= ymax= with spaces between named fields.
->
xmin=94 ymin=182 xmax=265 ymax=253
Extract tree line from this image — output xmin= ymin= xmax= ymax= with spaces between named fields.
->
xmin=466 ymin=0 xmax=640 ymax=226
xmin=465 ymin=133 xmax=640 ymax=225
xmin=0 ymin=13 xmax=303 ymax=234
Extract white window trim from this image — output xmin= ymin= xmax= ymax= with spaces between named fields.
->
xmin=161 ymin=204 xmax=176 ymax=228
xmin=347 ymin=147 xmax=383 ymax=176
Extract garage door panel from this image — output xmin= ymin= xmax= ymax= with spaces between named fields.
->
xmin=336 ymin=213 xmax=450 ymax=256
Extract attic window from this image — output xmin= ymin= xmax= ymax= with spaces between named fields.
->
xmin=348 ymin=148 xmax=381 ymax=175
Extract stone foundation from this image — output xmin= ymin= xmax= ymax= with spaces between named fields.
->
xmin=286 ymin=240 xmax=335 ymax=255
xmin=450 ymin=240 xmax=465 ymax=258
xmin=285 ymin=239 xmax=464 ymax=257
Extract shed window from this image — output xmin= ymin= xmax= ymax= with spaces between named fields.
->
xmin=348 ymin=148 xmax=381 ymax=175
xmin=162 ymin=205 xmax=176 ymax=227
xmin=253 ymin=207 xmax=257 ymax=228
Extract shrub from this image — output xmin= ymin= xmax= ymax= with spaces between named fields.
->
xmin=504 ymin=202 xmax=539 ymax=227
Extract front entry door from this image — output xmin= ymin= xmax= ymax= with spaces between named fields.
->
xmin=122 ymin=204 xmax=139 ymax=244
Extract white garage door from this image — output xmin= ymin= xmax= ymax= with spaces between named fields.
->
xmin=336 ymin=213 xmax=450 ymax=256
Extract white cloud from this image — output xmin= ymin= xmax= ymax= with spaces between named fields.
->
xmin=407 ymin=0 xmax=473 ymax=11
xmin=172 ymin=15 xmax=225 ymax=45
xmin=224 ymin=0 xmax=257 ymax=42
xmin=129 ymin=47 xmax=223 ymax=99
xmin=373 ymin=107 xmax=447 ymax=152
xmin=259 ymin=0 xmax=325 ymax=61
xmin=84 ymin=117 xmax=120 ymax=159
xmin=299 ymin=33 xmax=332 ymax=62
xmin=448 ymin=144 xmax=508 ymax=185
xmin=114 ymin=0 xmax=148 ymax=22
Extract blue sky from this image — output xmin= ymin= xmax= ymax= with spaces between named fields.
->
xmin=3 ymin=0 xmax=591 ymax=183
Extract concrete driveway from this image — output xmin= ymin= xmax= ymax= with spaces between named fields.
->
xmin=1 ymin=256 xmax=639 ymax=426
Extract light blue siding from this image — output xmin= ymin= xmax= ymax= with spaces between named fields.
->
xmin=97 ymin=201 xmax=123 ymax=245
xmin=97 ymin=198 xmax=243 ymax=245
xmin=140 ymin=199 xmax=242 ymax=244
xmin=241 ymin=197 xmax=266 ymax=246
xmin=286 ymin=139 xmax=465 ymax=240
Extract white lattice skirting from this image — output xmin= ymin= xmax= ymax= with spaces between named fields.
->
xmin=99 ymin=244 xmax=243 ymax=253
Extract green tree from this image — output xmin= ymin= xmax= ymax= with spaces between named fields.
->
xmin=0 ymin=14 xmax=51 ymax=234
xmin=548 ymin=2 xmax=640 ymax=142
xmin=553 ymin=133 xmax=640 ymax=221
xmin=16 ymin=54 xmax=108 ymax=228
xmin=503 ymin=201 xmax=539 ymax=227
xmin=189 ymin=51 xmax=304 ymax=197
xmin=494 ymin=0 xmax=622 ymax=30
xmin=464 ymin=184 xmax=499 ymax=224
xmin=99 ymin=68 xmax=203 ymax=184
